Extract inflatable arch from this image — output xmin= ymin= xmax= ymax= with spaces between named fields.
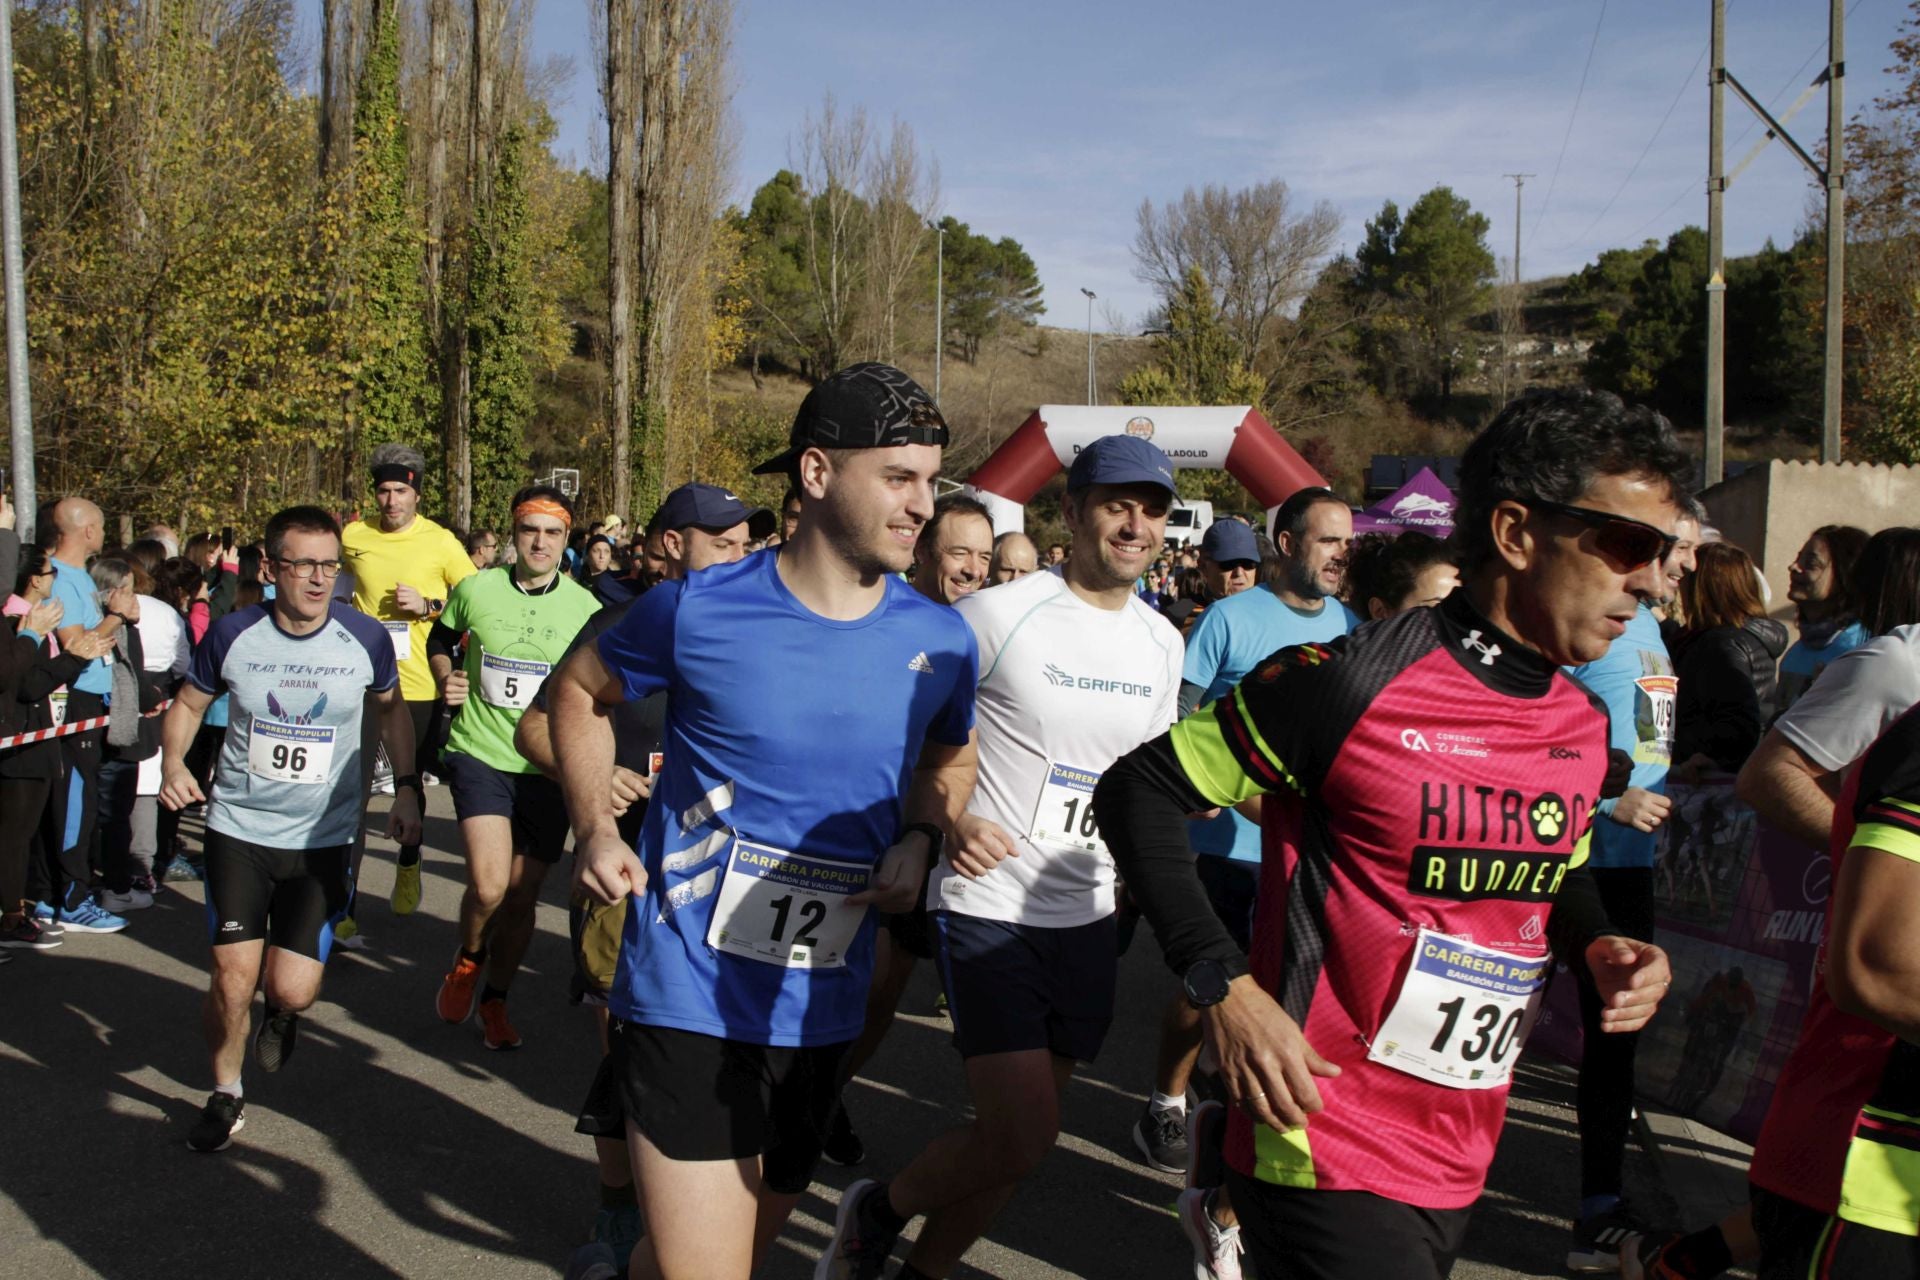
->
xmin=961 ymin=405 xmax=1326 ymax=536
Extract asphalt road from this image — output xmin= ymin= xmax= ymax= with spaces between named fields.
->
xmin=2 ymin=788 xmax=1672 ymax=1279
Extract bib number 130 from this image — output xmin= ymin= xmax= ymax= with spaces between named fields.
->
xmin=1429 ymin=995 xmax=1527 ymax=1066
xmin=1367 ymin=927 xmax=1548 ymax=1091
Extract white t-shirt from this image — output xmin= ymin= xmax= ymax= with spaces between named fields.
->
xmin=134 ymin=597 xmax=190 ymax=796
xmin=1774 ymin=623 xmax=1920 ymax=771
xmin=928 ymin=571 xmax=1183 ymax=927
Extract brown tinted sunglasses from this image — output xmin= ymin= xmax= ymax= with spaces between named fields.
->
xmin=1522 ymin=498 xmax=1680 ymax=570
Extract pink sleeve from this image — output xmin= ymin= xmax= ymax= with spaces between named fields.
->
xmin=189 ymin=600 xmax=211 ymax=644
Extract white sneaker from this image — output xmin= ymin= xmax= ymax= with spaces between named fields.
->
xmin=1177 ymin=1186 xmax=1243 ymax=1280
xmin=97 ymin=887 xmax=155 ymax=913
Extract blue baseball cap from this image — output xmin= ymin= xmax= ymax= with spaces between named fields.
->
xmin=1066 ymin=434 xmax=1176 ymax=494
xmin=1200 ymin=518 xmax=1260 ymax=566
xmin=648 ymin=483 xmax=776 ymax=540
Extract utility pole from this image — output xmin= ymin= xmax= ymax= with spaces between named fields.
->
xmin=1704 ymin=0 xmax=1846 ymax=483
xmin=932 ymin=221 xmax=945 ymax=404
xmin=1706 ymin=0 xmax=1727 ymax=487
xmin=0 ymin=0 xmax=33 ymax=539
xmin=1503 ymin=173 xmax=1534 ymax=286
xmin=1080 ymin=287 xmax=1097 ymax=405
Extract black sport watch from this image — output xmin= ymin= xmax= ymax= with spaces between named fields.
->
xmin=1183 ymin=958 xmax=1234 ymax=1009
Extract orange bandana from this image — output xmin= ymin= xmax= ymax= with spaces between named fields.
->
xmin=513 ymin=497 xmax=572 ymax=530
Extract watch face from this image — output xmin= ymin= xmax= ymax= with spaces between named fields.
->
xmin=1186 ymin=961 xmax=1228 ymax=1006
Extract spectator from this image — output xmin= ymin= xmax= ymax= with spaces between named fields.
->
xmin=1159 ymin=566 xmax=1210 ymax=635
xmin=466 ymin=528 xmax=499 ymax=570
xmin=1776 ymin=524 xmax=1871 ymax=715
xmin=1343 ymin=531 xmax=1461 ymax=620
xmin=88 ymin=556 xmax=173 ymax=914
xmin=1670 ymin=542 xmax=1787 ymax=778
xmin=1196 ymin=519 xmax=1260 ymax=602
xmin=1849 ymin=526 xmax=1920 ymax=640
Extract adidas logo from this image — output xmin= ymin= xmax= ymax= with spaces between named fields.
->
xmin=907 ymin=651 xmax=935 ymax=674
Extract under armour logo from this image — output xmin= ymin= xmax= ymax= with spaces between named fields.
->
xmin=908 ymin=651 xmax=935 ymax=674
xmin=1461 ymin=631 xmax=1502 ymax=666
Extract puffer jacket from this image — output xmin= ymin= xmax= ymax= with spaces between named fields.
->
xmin=1671 ymin=616 xmax=1790 ymax=773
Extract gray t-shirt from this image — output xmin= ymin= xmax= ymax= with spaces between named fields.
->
xmin=1774 ymin=623 xmax=1920 ymax=771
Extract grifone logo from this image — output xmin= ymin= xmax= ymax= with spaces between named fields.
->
xmin=1042 ymin=663 xmax=1154 ymax=698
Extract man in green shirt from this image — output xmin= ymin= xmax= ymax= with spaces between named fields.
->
xmin=428 ymin=484 xmax=600 ymax=1049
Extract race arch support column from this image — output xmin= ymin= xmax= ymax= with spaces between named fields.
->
xmin=962 ymin=405 xmax=1325 ymax=535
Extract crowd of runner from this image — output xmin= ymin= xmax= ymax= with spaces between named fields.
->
xmin=5 ymin=362 xmax=1920 ymax=1280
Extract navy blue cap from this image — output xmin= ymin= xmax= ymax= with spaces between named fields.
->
xmin=1066 ymin=434 xmax=1176 ymax=493
xmin=1200 ymin=518 xmax=1260 ymax=566
xmin=648 ymin=483 xmax=776 ymax=540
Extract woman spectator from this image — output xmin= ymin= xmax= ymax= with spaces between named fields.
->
xmin=1159 ymin=566 xmax=1211 ymax=636
xmin=1775 ymin=524 xmax=1871 ymax=715
xmin=1849 ymin=526 xmax=1920 ymax=639
xmin=1671 ymin=543 xmax=1789 ymax=778
xmin=1343 ymin=531 xmax=1461 ymax=621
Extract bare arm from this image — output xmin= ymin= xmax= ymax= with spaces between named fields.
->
xmin=551 ymin=645 xmax=647 ymax=903
xmin=374 ymin=685 xmax=421 ymax=844
xmin=1828 ymin=844 xmax=1920 ymax=1043
xmin=516 ymin=700 xmax=648 ymax=813
xmin=1737 ymin=729 xmax=1842 ymax=849
xmin=158 ymin=684 xmax=215 ymax=811
xmin=852 ymin=734 xmax=977 ymax=910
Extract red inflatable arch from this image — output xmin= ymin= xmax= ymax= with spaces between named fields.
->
xmin=961 ymin=405 xmax=1326 ymax=535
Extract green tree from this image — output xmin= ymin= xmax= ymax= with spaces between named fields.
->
xmin=1394 ymin=186 xmax=1495 ymax=404
xmin=937 ymin=216 xmax=1044 ymax=362
xmin=343 ymin=0 xmax=438 ymax=470
xmin=465 ymin=125 xmax=536 ymax=530
xmin=1118 ymin=267 xmax=1266 ymax=406
xmin=1585 ymin=227 xmax=1709 ymax=416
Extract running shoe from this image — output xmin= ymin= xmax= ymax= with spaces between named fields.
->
xmin=332 ymin=917 xmax=367 ymax=950
xmin=163 ymin=859 xmax=204 ymax=882
xmin=438 ymin=953 xmax=482 ymax=1023
xmin=188 ymin=1093 xmax=246 ymax=1152
xmin=563 ymin=1241 xmax=620 ymax=1280
xmin=1176 ymin=1186 xmax=1244 ymax=1280
xmin=27 ymin=908 xmax=64 ymax=939
xmin=821 ymin=1098 xmax=866 ymax=1167
xmin=1133 ymin=1101 xmax=1189 ymax=1174
xmin=255 ymin=1009 xmax=300 ymax=1073
xmin=590 ymin=1204 xmax=644 ymax=1271
xmin=0 ymin=916 xmax=62 ymax=950
xmin=57 ymin=898 xmax=128 ymax=934
xmin=98 ymin=886 xmax=154 ymax=913
xmin=815 ymin=1178 xmax=900 ymax=1280
xmin=390 ymin=861 xmax=422 ymax=916
xmin=1185 ymin=1099 xmax=1225 ymax=1192
xmin=1567 ymin=1202 xmax=1644 ymax=1273
xmin=1618 ymin=1232 xmax=1717 ymax=1280
xmin=478 ymin=998 xmax=522 ymax=1050
xmin=131 ymin=873 xmax=159 ymax=896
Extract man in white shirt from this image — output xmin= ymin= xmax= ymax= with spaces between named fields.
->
xmin=821 ymin=434 xmax=1184 ymax=1280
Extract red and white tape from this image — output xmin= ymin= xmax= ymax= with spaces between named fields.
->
xmin=0 ymin=700 xmax=172 ymax=752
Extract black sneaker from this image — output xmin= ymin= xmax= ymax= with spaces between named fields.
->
xmin=816 ymin=1178 xmax=900 ymax=1280
xmin=188 ymin=1092 xmax=246 ymax=1152
xmin=255 ymin=1010 xmax=300 ymax=1073
xmin=1132 ymin=1101 xmax=1188 ymax=1174
xmin=1568 ymin=1202 xmax=1645 ymax=1273
xmin=822 ymin=1100 xmax=865 ymax=1167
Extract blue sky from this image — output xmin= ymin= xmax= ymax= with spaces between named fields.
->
xmin=329 ymin=0 xmax=1912 ymax=329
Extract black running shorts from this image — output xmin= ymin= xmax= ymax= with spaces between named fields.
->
xmin=607 ymin=1018 xmax=848 ymax=1195
xmin=442 ymin=750 xmax=571 ymax=863
xmin=202 ymin=829 xmax=353 ymax=962
xmin=933 ymin=909 xmax=1118 ymax=1062
xmin=1224 ymin=1172 xmax=1473 ymax=1280
xmin=1753 ymin=1184 xmax=1920 ymax=1280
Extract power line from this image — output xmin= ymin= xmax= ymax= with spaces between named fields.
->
xmin=1528 ymin=0 xmax=1610 ymax=250
xmin=1563 ymin=41 xmax=1709 ymax=250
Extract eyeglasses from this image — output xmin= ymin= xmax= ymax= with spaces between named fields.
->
xmin=1521 ymin=498 xmax=1679 ymax=570
xmin=275 ymin=558 xmax=343 ymax=580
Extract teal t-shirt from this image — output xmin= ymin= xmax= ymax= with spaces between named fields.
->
xmin=441 ymin=567 xmax=601 ymax=773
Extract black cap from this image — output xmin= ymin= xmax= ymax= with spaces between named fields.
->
xmin=649 ymin=483 xmax=776 ymax=541
xmin=752 ymin=362 xmax=949 ymax=476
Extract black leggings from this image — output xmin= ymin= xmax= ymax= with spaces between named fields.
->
xmin=1574 ymin=866 xmax=1657 ymax=1201
xmin=0 ymin=775 xmax=51 ymax=912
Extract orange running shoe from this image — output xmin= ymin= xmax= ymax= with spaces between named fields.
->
xmin=478 ymin=998 xmax=521 ymax=1050
xmin=436 ymin=954 xmax=482 ymax=1024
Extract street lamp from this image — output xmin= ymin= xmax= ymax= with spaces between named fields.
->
xmin=1080 ymin=287 xmax=1097 ymax=405
xmin=931 ymin=220 xmax=945 ymax=403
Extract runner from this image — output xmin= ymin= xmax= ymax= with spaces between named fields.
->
xmin=429 ymin=485 xmax=599 ymax=1049
xmin=820 ymin=434 xmax=1184 ymax=1280
xmin=158 ymin=505 xmax=422 ymax=1153
xmin=1095 ymin=388 xmax=1683 ymax=1280
xmin=548 ymin=361 xmax=978 ymax=1280
xmin=340 ymin=442 xmax=475 ymax=926
xmin=1744 ymin=700 xmax=1920 ymax=1279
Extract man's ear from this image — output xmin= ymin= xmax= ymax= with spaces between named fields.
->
xmin=1488 ymin=500 xmax=1534 ymax=571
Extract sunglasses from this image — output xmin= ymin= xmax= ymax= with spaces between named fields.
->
xmin=1521 ymin=498 xmax=1679 ymax=570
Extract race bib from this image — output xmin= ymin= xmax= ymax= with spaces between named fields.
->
xmin=1367 ymin=927 xmax=1549 ymax=1090
xmin=1027 ymin=761 xmax=1107 ymax=854
xmin=247 ymin=719 xmax=336 ymax=786
xmin=478 ymin=652 xmax=548 ymax=711
xmin=647 ymin=751 xmax=664 ymax=778
xmin=49 ymin=691 xmax=68 ymax=727
xmin=1632 ymin=675 xmax=1677 ymax=765
xmin=705 ymin=839 xmax=868 ymax=969
xmin=384 ymin=622 xmax=412 ymax=663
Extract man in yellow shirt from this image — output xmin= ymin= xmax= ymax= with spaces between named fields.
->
xmin=341 ymin=442 xmax=475 ymax=927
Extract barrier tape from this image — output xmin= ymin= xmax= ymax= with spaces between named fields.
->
xmin=0 ymin=699 xmax=173 ymax=752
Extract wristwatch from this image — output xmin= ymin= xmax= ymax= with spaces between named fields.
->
xmin=903 ymin=821 xmax=944 ymax=852
xmin=1183 ymin=958 xmax=1235 ymax=1009
xmin=425 ymin=598 xmax=446 ymax=617
xmin=393 ymin=773 xmax=424 ymax=797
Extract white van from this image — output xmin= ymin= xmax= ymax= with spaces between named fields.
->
xmin=1162 ymin=498 xmax=1214 ymax=549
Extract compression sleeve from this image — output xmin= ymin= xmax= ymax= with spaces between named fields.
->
xmin=1546 ymin=860 xmax=1614 ymax=960
xmin=1177 ymin=680 xmax=1206 ymax=720
xmin=1095 ymin=733 xmax=1250 ymax=979
xmin=426 ymin=620 xmax=463 ymax=664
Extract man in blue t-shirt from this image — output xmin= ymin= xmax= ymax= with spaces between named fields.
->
xmin=550 ymin=363 xmax=978 ymax=1280
xmin=159 ymin=506 xmax=423 ymax=1155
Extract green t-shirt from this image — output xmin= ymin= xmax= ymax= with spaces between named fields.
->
xmin=442 ymin=567 xmax=600 ymax=773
